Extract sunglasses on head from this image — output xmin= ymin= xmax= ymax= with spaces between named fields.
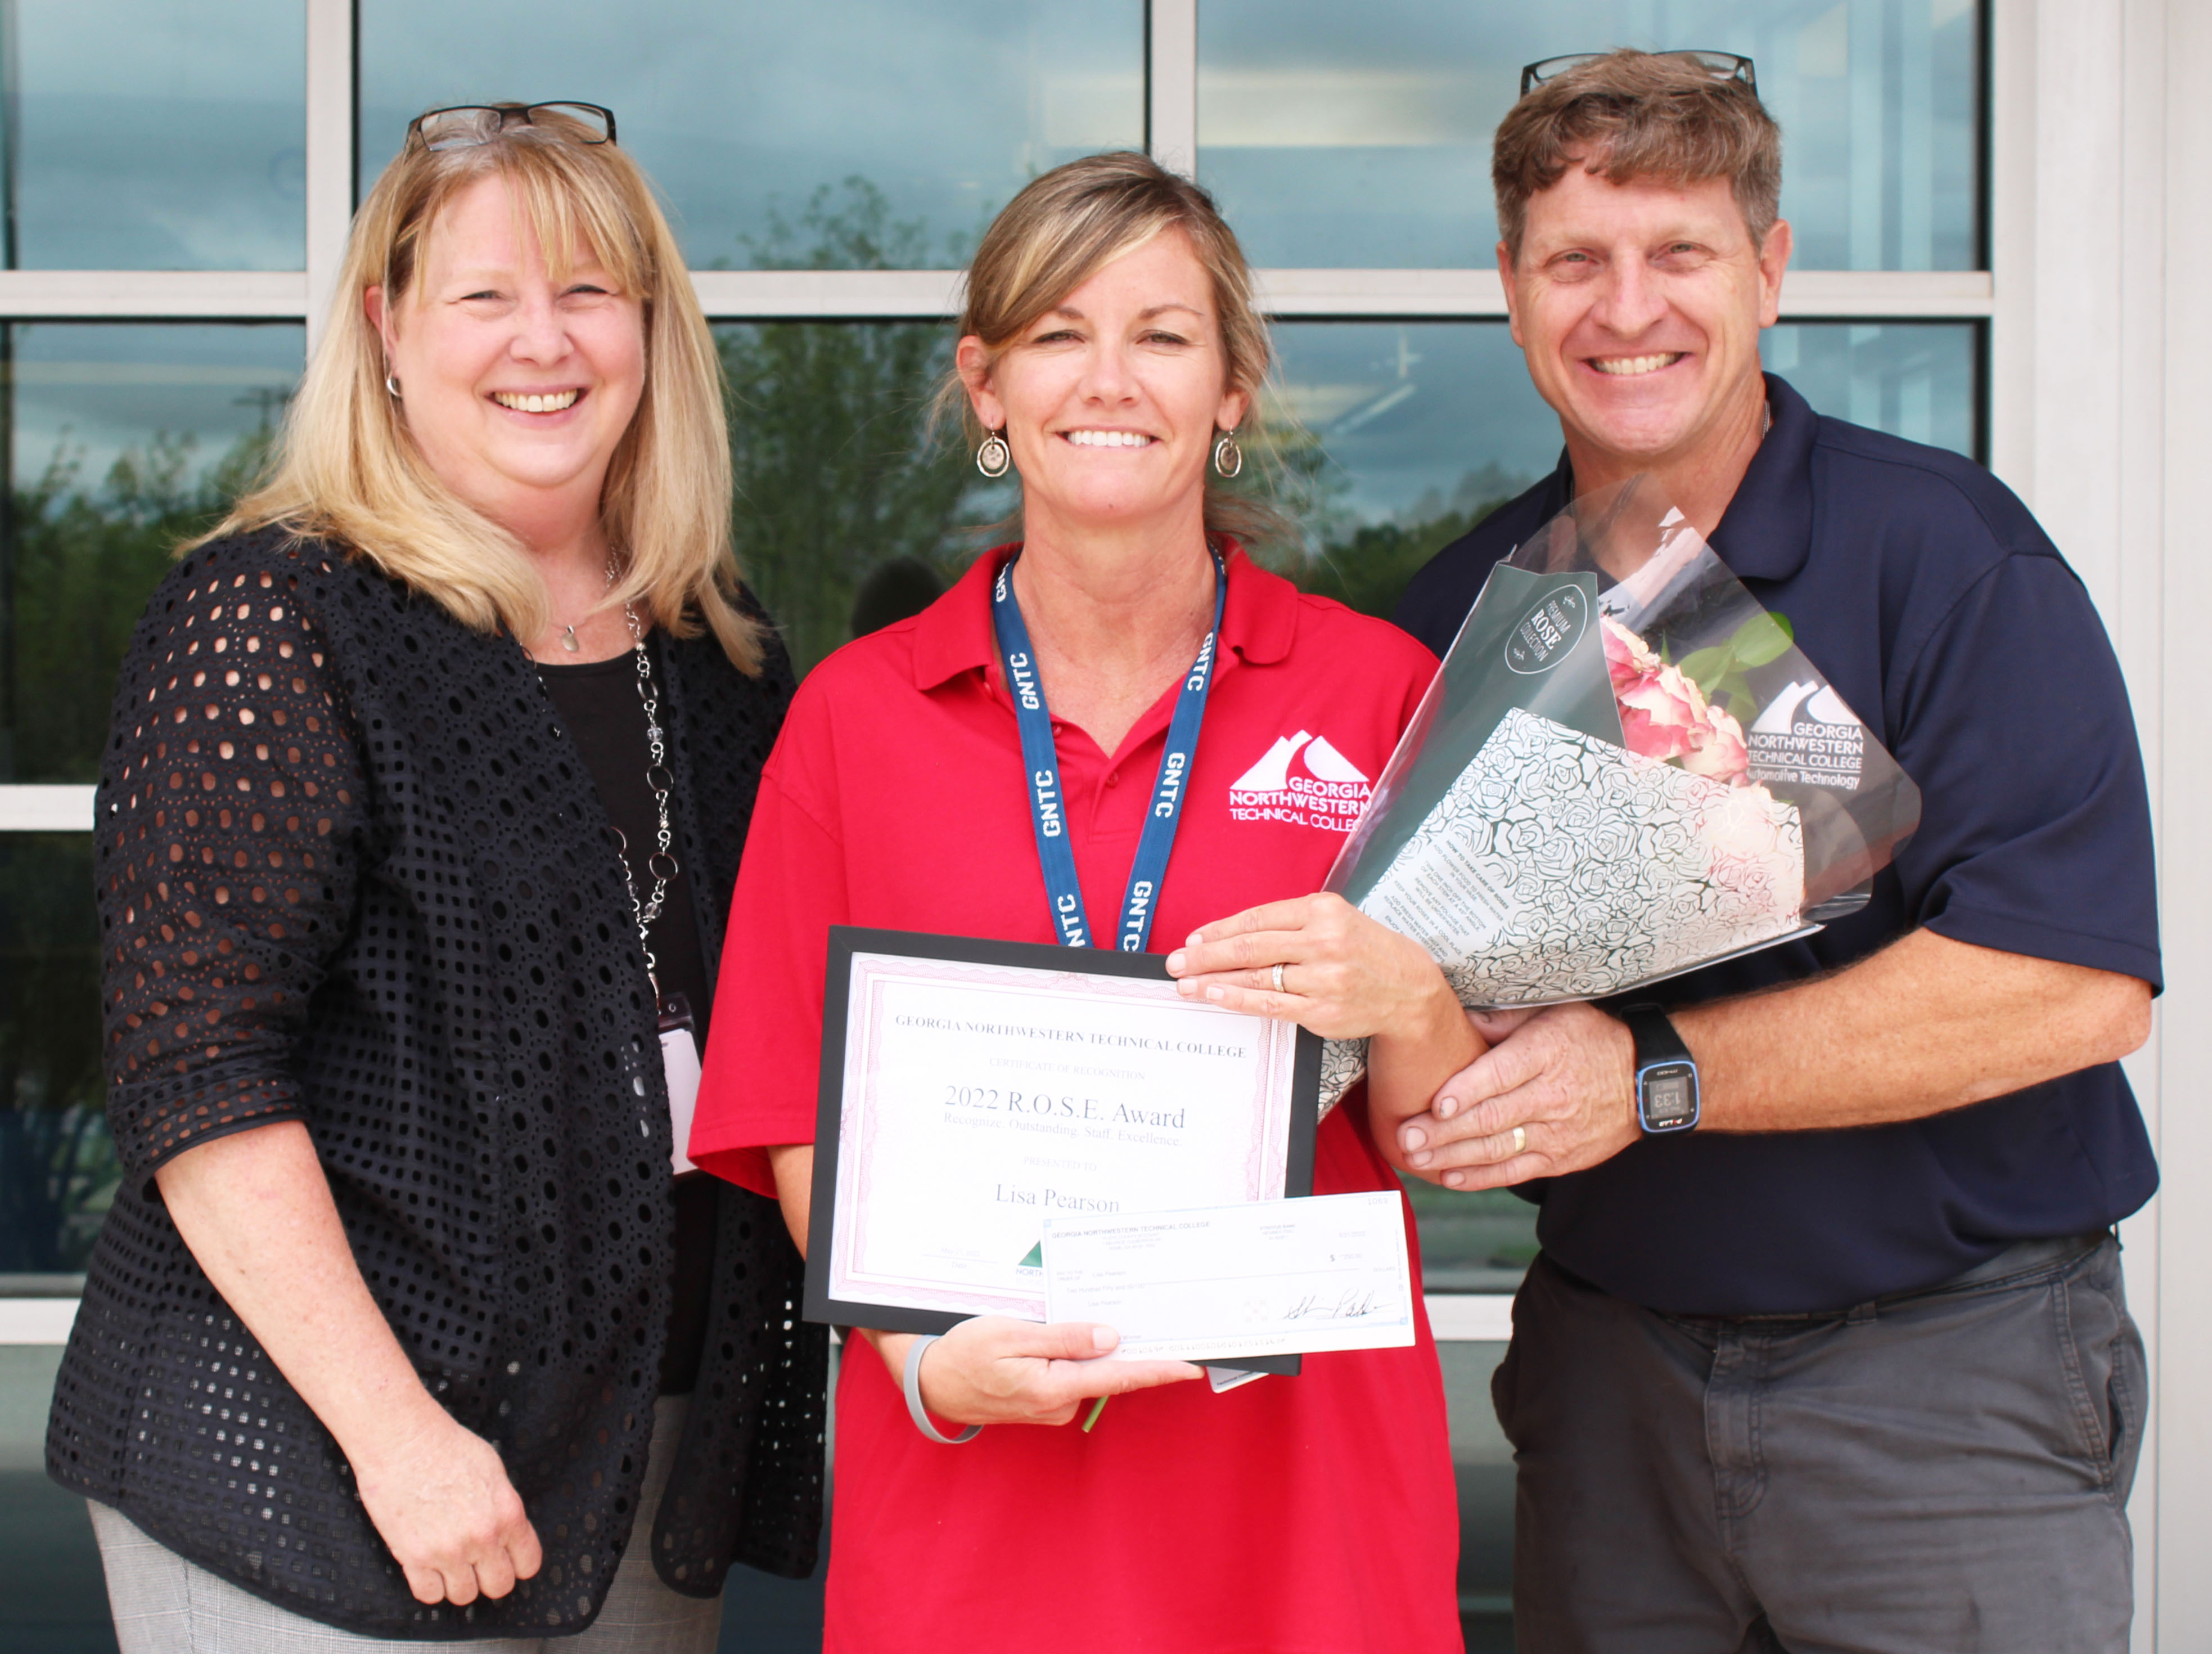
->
xmin=1519 ymin=51 xmax=1756 ymax=98
xmin=406 ymin=101 xmax=618 ymax=152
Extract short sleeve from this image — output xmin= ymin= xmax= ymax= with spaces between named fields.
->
xmin=690 ymin=764 xmax=850 ymax=1197
xmin=1890 ymin=552 xmax=2160 ymax=988
xmin=96 ymin=549 xmax=370 ymax=1178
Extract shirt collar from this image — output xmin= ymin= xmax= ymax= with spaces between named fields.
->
xmin=1708 ymin=374 xmax=1817 ymax=583
xmin=909 ymin=536 xmax=1296 ymax=695
xmin=1534 ymin=372 xmax=1818 ymax=585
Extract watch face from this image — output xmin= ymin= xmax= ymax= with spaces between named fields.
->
xmin=1639 ymin=1063 xmax=1699 ymax=1131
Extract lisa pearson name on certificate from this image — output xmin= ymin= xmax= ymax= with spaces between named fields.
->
xmin=819 ymin=942 xmax=1308 ymax=1325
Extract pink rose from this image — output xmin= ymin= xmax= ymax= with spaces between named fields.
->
xmin=1680 ymin=702 xmax=1750 ymax=787
xmin=1601 ymin=615 xmax=1661 ymax=694
xmin=1602 ymin=617 xmax=1751 ymax=786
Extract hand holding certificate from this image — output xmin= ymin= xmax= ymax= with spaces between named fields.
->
xmin=806 ymin=927 xmax=1321 ymax=1357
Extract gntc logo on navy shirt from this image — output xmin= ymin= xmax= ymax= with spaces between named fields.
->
xmin=1227 ymin=731 xmax=1372 ymax=833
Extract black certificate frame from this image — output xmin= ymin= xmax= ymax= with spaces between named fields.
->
xmin=805 ymin=925 xmax=1322 ymax=1371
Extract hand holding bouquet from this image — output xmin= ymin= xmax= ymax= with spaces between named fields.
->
xmin=1316 ymin=479 xmax=1920 ymax=1111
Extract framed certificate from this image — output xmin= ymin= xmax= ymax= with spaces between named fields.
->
xmin=806 ymin=927 xmax=1321 ymax=1346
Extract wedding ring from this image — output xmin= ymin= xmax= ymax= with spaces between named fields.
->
xmin=1271 ymin=963 xmax=1287 ymax=994
xmin=1511 ymin=1126 xmax=1527 ymax=1156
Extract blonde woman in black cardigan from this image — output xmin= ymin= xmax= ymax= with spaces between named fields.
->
xmin=47 ymin=103 xmax=823 ymax=1649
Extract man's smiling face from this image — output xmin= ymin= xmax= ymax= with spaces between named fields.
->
xmin=1501 ymin=165 xmax=1790 ymax=474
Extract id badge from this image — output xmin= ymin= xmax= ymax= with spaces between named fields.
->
xmin=657 ymin=993 xmax=702 ymax=1176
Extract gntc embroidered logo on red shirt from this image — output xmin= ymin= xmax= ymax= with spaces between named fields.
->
xmin=1227 ymin=732 xmax=1372 ymax=834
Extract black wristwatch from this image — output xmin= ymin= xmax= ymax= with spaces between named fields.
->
xmin=1621 ymin=1003 xmax=1700 ymax=1134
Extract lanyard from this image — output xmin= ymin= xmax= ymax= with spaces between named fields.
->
xmin=991 ymin=545 xmax=1227 ymax=952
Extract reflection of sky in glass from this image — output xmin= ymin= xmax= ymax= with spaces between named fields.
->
xmin=358 ymin=0 xmax=1143 ymax=271
xmin=1200 ymin=0 xmax=1980 ymax=271
xmin=1272 ymin=318 xmax=1976 ymax=538
xmin=7 ymin=1 xmax=304 ymax=269
xmin=1763 ymin=321 xmax=1976 ymax=457
xmin=1269 ymin=323 xmax=1558 ymax=531
xmin=8 ymin=325 xmax=305 ymax=498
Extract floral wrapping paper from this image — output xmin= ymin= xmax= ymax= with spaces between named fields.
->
xmin=1318 ymin=707 xmax=1805 ymax=1113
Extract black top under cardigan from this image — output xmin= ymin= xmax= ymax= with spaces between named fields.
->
xmin=45 ymin=527 xmax=827 ymax=1637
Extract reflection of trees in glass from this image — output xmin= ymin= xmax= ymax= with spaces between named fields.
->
xmin=1240 ymin=416 xmax=1530 ymax=619
xmin=3 ymin=429 xmax=269 ymax=782
xmin=0 ymin=429 xmax=267 ymax=1276
xmin=721 ymin=180 xmax=988 ymax=677
xmin=715 ymin=178 xmax=1527 ymax=666
xmin=0 ymin=834 xmax=110 ymax=1273
xmin=1289 ymin=461 xmax=1530 ymax=619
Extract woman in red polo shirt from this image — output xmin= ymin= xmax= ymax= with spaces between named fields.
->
xmin=690 ymin=152 xmax=1476 ymax=1653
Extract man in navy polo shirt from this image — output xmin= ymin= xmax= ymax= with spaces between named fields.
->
xmin=1393 ymin=50 xmax=2159 ymax=1652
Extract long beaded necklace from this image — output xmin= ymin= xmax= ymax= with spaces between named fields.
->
xmin=614 ymin=590 xmax=679 ymax=1001
xmin=537 ymin=556 xmax=699 ymax=1173
xmin=611 ymin=588 xmax=704 ymax=1175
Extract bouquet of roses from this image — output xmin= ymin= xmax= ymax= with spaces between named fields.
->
xmin=1316 ymin=478 xmax=1921 ymax=1110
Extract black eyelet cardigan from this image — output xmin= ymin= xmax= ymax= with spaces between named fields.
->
xmin=45 ymin=527 xmax=827 ymax=1637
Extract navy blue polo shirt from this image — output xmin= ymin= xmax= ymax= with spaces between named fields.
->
xmin=1395 ymin=374 xmax=2160 ymax=1316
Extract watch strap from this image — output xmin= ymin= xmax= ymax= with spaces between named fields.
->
xmin=1620 ymin=1003 xmax=1691 ymax=1066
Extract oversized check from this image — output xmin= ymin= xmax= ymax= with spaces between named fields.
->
xmin=805 ymin=928 xmax=1320 ymax=1336
xmin=1042 ymin=1192 xmax=1416 ymax=1364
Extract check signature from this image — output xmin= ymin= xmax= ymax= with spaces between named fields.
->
xmin=1281 ymin=1289 xmax=1385 ymax=1322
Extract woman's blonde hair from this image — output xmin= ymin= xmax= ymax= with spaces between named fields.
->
xmin=941 ymin=151 xmax=1288 ymax=549
xmin=201 ymin=105 xmax=763 ymax=673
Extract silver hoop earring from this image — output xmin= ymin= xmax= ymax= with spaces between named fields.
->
xmin=1212 ymin=430 xmax=1244 ymax=479
xmin=975 ymin=429 xmax=1011 ymax=479
xmin=385 ymin=374 xmax=402 ymax=399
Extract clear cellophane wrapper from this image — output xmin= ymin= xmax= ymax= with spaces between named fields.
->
xmin=1316 ymin=478 xmax=1920 ymax=1112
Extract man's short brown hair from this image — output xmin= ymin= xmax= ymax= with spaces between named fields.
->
xmin=1493 ymin=48 xmax=1782 ymax=263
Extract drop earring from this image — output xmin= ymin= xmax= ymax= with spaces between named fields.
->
xmin=975 ymin=429 xmax=1011 ymax=479
xmin=1212 ymin=429 xmax=1244 ymax=478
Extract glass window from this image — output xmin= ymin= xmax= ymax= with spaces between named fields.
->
xmin=0 ymin=1344 xmax=114 ymax=1651
xmin=1255 ymin=322 xmax=1560 ymax=616
xmin=1406 ymin=1181 xmax=1540 ymax=1293
xmin=3 ymin=1 xmax=304 ymax=269
xmin=1198 ymin=0 xmax=1982 ymax=271
xmin=0 ymin=322 xmax=304 ymax=785
xmin=718 ymin=319 xmax=994 ymax=677
xmin=0 ymin=834 xmax=107 ymax=1284
xmin=1259 ymin=318 xmax=1979 ymax=622
xmin=1763 ymin=320 xmax=1978 ymax=456
xmin=358 ymin=1 xmax=1143 ymax=271
xmin=1444 ymin=1341 xmax=1516 ymax=1651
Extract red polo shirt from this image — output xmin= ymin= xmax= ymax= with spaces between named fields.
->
xmin=693 ymin=545 xmax=1459 ymax=1654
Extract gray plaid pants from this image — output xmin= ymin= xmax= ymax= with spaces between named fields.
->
xmin=90 ymin=1396 xmax=722 ymax=1654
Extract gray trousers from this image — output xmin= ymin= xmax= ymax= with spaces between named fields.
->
xmin=1495 ymin=1235 xmax=2144 ymax=1654
xmin=90 ymin=1396 xmax=722 ymax=1654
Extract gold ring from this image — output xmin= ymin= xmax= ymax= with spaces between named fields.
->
xmin=1511 ymin=1125 xmax=1527 ymax=1156
xmin=1272 ymin=963 xmax=1287 ymax=994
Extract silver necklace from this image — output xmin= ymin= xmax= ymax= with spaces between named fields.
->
xmin=559 ymin=558 xmax=617 ymax=652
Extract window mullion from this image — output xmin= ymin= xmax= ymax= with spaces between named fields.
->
xmin=1147 ymin=0 xmax=1197 ymax=179
xmin=305 ymin=0 xmax=357 ymax=351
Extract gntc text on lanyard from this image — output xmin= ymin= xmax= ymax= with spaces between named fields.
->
xmin=992 ymin=546 xmax=1227 ymax=952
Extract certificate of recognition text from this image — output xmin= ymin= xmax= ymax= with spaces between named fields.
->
xmin=808 ymin=929 xmax=1317 ymax=1333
